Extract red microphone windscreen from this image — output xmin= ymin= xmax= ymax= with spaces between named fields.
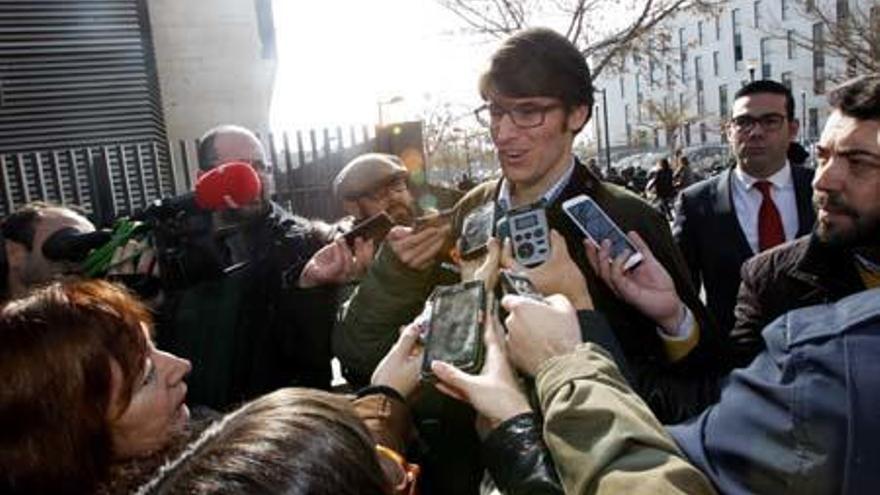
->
xmin=195 ymin=161 xmax=262 ymax=210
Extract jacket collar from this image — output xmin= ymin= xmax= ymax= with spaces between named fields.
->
xmin=791 ymin=233 xmax=865 ymax=299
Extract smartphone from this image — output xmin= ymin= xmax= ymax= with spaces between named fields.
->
xmin=562 ymin=194 xmax=643 ymax=271
xmin=413 ymin=207 xmax=454 ymax=232
xmin=458 ymin=203 xmax=495 ymax=260
xmin=343 ymin=212 xmax=394 ymax=247
xmin=420 ymin=280 xmax=486 ymax=382
xmin=499 ymin=269 xmax=544 ymax=301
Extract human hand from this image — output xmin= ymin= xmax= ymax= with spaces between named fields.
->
xmin=501 ymin=230 xmax=593 ymax=310
xmin=107 ymin=239 xmax=158 ymax=277
xmin=387 ymin=224 xmax=451 ymax=271
xmin=584 ymin=231 xmax=684 ymax=332
xmin=431 ymin=314 xmax=531 ymax=432
xmin=299 ymin=237 xmax=369 ymax=288
xmin=459 ymin=238 xmax=501 ymax=292
xmin=371 ymin=323 xmax=424 ymax=399
xmin=503 ymin=294 xmax=582 ymax=377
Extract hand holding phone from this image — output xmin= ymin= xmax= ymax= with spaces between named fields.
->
xmin=562 ymin=195 xmax=643 ymax=271
xmin=420 ymin=281 xmax=486 ymax=382
xmin=413 ymin=208 xmax=454 ymax=232
xmin=343 ymin=212 xmax=394 ymax=248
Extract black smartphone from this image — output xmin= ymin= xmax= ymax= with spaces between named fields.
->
xmin=343 ymin=212 xmax=394 ymax=247
xmin=499 ymin=269 xmax=544 ymax=301
xmin=562 ymin=194 xmax=643 ymax=271
xmin=420 ymin=280 xmax=486 ymax=382
xmin=458 ymin=203 xmax=495 ymax=260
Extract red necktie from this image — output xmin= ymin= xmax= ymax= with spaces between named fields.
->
xmin=755 ymin=181 xmax=785 ymax=251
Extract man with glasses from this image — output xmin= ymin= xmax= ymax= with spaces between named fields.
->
xmin=333 ymin=153 xmax=418 ymax=227
xmin=337 ymin=28 xmax=727 ymax=495
xmin=157 ymin=124 xmax=361 ymax=410
xmin=673 ymin=80 xmax=815 ymax=357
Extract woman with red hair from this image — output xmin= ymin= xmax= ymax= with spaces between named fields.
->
xmin=0 ymin=279 xmax=191 ymax=494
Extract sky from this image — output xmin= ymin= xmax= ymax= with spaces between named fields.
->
xmin=270 ymin=0 xmax=499 ymax=132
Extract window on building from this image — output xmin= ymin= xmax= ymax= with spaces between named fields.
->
xmin=715 ymin=14 xmax=722 ymax=40
xmin=806 ymin=0 xmax=815 ymax=13
xmin=679 ymin=93 xmax=686 ymax=114
xmin=787 ymin=30 xmax=796 ymax=59
xmin=813 ymin=22 xmax=825 ymax=94
xmin=719 ymin=84 xmax=729 ymax=118
xmin=846 ymin=58 xmax=857 ymax=77
xmin=754 ymin=1 xmax=762 ymax=28
xmin=620 ymin=76 xmax=625 ymax=97
xmin=760 ymin=38 xmax=771 ymax=78
xmin=732 ymin=9 xmax=743 ymax=71
xmin=713 ymin=51 xmax=720 ymax=77
xmin=254 ymin=0 xmax=277 ymax=60
xmin=698 ymin=21 xmax=704 ymax=45
xmin=666 ymin=64 xmax=673 ymax=86
xmin=781 ymin=71 xmax=792 ymax=90
xmin=809 ymin=108 xmax=819 ymax=139
xmin=696 ymin=56 xmax=705 ymax=116
xmin=654 ymin=128 xmax=660 ymax=148
xmin=684 ymin=123 xmax=692 ymax=146
xmin=837 ymin=0 xmax=849 ymax=20
xmin=781 ymin=0 xmax=790 ymax=20
xmin=700 ymin=122 xmax=707 ymax=143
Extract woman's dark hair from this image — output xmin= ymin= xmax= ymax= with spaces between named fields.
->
xmin=479 ymin=27 xmax=594 ymax=132
xmin=827 ymin=74 xmax=880 ymax=121
xmin=0 ymin=279 xmax=150 ymax=494
xmin=139 ymin=388 xmax=391 ymax=495
xmin=659 ymin=158 xmax=671 ymax=170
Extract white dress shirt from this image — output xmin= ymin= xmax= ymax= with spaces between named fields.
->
xmin=731 ymin=162 xmax=800 ymax=254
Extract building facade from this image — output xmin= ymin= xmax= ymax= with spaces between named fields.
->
xmin=593 ymin=0 xmax=866 ymax=154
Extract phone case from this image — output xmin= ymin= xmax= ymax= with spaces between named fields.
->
xmin=420 ymin=280 xmax=486 ymax=382
xmin=458 ymin=203 xmax=495 ymax=259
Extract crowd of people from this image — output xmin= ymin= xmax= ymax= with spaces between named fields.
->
xmin=2 ymin=26 xmax=880 ymax=495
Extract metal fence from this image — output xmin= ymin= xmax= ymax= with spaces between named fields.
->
xmin=0 ymin=124 xmax=461 ymax=225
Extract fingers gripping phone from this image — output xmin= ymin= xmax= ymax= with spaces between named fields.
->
xmin=343 ymin=212 xmax=394 ymax=247
xmin=499 ymin=269 xmax=544 ymax=301
xmin=420 ymin=280 xmax=486 ymax=382
xmin=562 ymin=194 xmax=643 ymax=271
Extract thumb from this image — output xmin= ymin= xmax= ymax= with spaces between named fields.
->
xmin=389 ymin=324 xmax=421 ymax=357
xmin=431 ymin=360 xmax=473 ymax=396
xmin=500 ymin=238 xmax=522 ymax=270
xmin=545 ymin=293 xmax=574 ymax=312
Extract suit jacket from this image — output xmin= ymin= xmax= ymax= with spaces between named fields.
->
xmin=672 ymin=164 xmax=815 ymax=339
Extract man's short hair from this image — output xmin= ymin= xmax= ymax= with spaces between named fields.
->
xmin=197 ymin=125 xmax=264 ymax=171
xmin=479 ymin=28 xmax=594 ymax=125
xmin=733 ymin=80 xmax=795 ymax=120
xmin=0 ymin=202 xmax=72 ymax=251
xmin=827 ymin=74 xmax=880 ymax=121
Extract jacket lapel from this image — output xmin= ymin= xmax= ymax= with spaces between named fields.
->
xmin=714 ymin=168 xmax=754 ymax=257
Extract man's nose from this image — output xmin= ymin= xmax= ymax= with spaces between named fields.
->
xmin=493 ymin=113 xmax=519 ymax=143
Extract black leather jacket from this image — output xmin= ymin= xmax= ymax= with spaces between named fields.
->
xmin=483 ymin=413 xmax=563 ymax=495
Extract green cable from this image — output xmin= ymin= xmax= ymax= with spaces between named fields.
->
xmin=81 ymin=219 xmax=149 ymax=277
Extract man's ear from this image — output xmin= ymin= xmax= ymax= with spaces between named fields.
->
xmin=568 ymin=105 xmax=590 ymax=133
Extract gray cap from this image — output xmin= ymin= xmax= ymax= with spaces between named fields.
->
xmin=334 ymin=153 xmax=408 ymax=200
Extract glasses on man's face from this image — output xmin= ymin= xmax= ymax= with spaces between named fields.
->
xmin=729 ymin=113 xmax=787 ymax=133
xmin=474 ymin=102 xmax=563 ymax=129
xmin=361 ymin=176 xmax=409 ymax=202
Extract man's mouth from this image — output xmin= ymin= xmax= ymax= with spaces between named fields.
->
xmin=500 ymin=149 xmax=528 ymax=162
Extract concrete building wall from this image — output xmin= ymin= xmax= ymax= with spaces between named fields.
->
xmin=592 ymin=0 xmax=860 ymax=155
xmin=147 ymin=0 xmax=277 ymax=143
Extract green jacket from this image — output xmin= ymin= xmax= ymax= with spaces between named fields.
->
xmin=336 ymin=162 xmax=725 ymax=423
xmin=536 ymin=343 xmax=717 ymax=494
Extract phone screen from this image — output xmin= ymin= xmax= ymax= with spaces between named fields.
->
xmin=565 ymin=197 xmax=637 ymax=261
xmin=421 ymin=281 xmax=485 ymax=380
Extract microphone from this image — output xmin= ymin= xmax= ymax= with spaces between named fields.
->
xmin=133 ymin=161 xmax=263 ymax=221
xmin=194 ymin=161 xmax=262 ymax=210
xmin=42 ymin=228 xmax=113 ymax=262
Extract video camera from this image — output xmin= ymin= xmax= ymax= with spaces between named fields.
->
xmin=41 ymin=161 xmax=263 ymax=296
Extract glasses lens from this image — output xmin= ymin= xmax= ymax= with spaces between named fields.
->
xmin=761 ymin=115 xmax=785 ymax=130
xmin=510 ymin=106 xmax=545 ymax=128
xmin=732 ymin=116 xmax=754 ymax=130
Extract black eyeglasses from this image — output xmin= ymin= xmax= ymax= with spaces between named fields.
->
xmin=474 ymin=102 xmax=563 ymax=129
xmin=729 ymin=113 xmax=787 ymax=132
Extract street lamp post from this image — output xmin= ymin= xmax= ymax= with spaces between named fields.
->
xmin=602 ymin=89 xmax=611 ymax=171
xmin=801 ymin=90 xmax=807 ymax=144
xmin=594 ymin=104 xmax=602 ymax=167
xmin=377 ymin=95 xmax=404 ymax=125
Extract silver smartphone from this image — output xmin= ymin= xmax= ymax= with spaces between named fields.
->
xmin=562 ymin=194 xmax=643 ymax=271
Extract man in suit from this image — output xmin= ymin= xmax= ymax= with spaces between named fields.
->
xmin=673 ymin=80 xmax=815 ymax=341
